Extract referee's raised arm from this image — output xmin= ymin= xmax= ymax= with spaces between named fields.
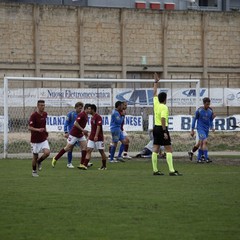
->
xmin=153 ymin=72 xmax=159 ymax=96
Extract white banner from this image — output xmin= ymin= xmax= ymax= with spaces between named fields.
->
xmin=0 ymin=88 xmax=112 ymax=107
xmin=0 ymin=88 xmax=38 ymax=107
xmin=114 ymin=88 xmax=225 ymax=107
xmin=40 ymin=88 xmax=112 ymax=107
xmin=224 ymin=88 xmax=240 ymax=106
xmin=169 ymin=88 xmax=224 ymax=107
xmin=46 ymin=115 xmax=143 ymax=132
xmin=1 ymin=115 xmax=239 ymax=133
xmin=148 ymin=115 xmax=240 ymax=131
xmin=1 ymin=87 xmax=240 ymax=107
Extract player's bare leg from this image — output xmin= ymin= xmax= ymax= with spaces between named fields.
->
xmin=79 ymin=147 xmax=92 ymax=170
xmin=32 ymin=153 xmax=39 ymax=177
xmin=188 ymin=141 xmax=200 ymax=161
xmin=122 ymin=137 xmax=132 ymax=159
xmin=37 ymin=148 xmax=50 ymax=171
xmin=80 ymin=141 xmax=87 ymax=164
xmin=52 ymin=143 xmax=73 ymax=167
xmin=98 ymin=149 xmax=107 ymax=170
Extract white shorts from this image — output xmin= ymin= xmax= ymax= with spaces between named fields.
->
xmin=31 ymin=140 xmax=50 ymax=154
xmin=87 ymin=140 xmax=105 ymax=150
xmin=66 ymin=138 xmax=80 ymax=147
xmin=67 ymin=135 xmax=86 ymax=145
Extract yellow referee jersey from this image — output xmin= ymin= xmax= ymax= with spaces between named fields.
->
xmin=153 ymin=95 xmax=169 ymax=126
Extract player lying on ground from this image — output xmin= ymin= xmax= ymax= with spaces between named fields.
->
xmin=135 ymin=130 xmax=166 ymax=158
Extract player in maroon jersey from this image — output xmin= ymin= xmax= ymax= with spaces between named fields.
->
xmin=79 ymin=104 xmax=107 ymax=170
xmin=28 ymin=100 xmax=50 ymax=177
xmin=52 ymin=103 xmax=91 ymax=168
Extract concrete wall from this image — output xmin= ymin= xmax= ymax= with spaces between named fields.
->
xmin=0 ymin=3 xmax=239 ymax=88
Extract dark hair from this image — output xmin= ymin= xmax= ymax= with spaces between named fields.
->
xmin=37 ymin=100 xmax=45 ymax=104
xmin=115 ymin=101 xmax=123 ymax=108
xmin=90 ymin=104 xmax=97 ymax=112
xmin=158 ymin=92 xmax=167 ymax=103
xmin=75 ymin=102 xmax=84 ymax=108
xmin=84 ymin=103 xmax=91 ymax=110
xmin=203 ymin=97 xmax=210 ymax=104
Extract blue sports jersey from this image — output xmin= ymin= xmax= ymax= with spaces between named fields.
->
xmin=64 ymin=110 xmax=78 ymax=133
xmin=191 ymin=107 xmax=214 ymax=132
xmin=110 ymin=109 xmax=124 ymax=131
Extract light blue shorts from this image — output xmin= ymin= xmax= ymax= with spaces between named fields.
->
xmin=111 ymin=129 xmax=125 ymax=143
xmin=197 ymin=129 xmax=209 ymax=140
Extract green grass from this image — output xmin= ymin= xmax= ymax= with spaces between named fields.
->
xmin=209 ymin=143 xmax=240 ymax=151
xmin=0 ymin=158 xmax=239 ymax=240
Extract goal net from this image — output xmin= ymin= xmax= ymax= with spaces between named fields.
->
xmin=1 ymin=76 xmax=200 ymax=158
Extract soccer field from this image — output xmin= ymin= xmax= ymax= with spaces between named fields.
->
xmin=0 ymin=157 xmax=239 ymax=240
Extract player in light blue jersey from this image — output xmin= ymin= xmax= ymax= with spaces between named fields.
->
xmin=190 ymin=97 xmax=215 ymax=163
xmin=118 ymin=101 xmax=132 ymax=159
xmin=64 ymin=102 xmax=83 ymax=168
xmin=109 ymin=101 xmax=128 ymax=163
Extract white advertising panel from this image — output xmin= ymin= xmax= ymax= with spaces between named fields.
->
xmin=170 ymin=88 xmax=224 ymax=107
xmin=1 ymin=115 xmax=239 ymax=133
xmin=46 ymin=115 xmax=143 ymax=132
xmin=0 ymin=88 xmax=112 ymax=107
xmin=148 ymin=115 xmax=240 ymax=131
xmin=224 ymin=88 xmax=240 ymax=106
xmin=114 ymin=88 xmax=224 ymax=107
xmin=0 ymin=87 xmax=239 ymax=107
xmin=40 ymin=88 xmax=112 ymax=107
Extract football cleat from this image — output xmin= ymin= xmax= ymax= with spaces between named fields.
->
xmin=98 ymin=166 xmax=107 ymax=170
xmin=52 ymin=157 xmax=57 ymax=168
xmin=77 ymin=164 xmax=88 ymax=170
xmin=117 ymin=157 xmax=125 ymax=162
xmin=32 ymin=171 xmax=39 ymax=177
xmin=109 ymin=160 xmax=118 ymax=163
xmin=206 ymin=158 xmax=212 ymax=163
xmin=153 ymin=171 xmax=164 ymax=176
xmin=67 ymin=163 xmax=74 ymax=169
xmin=169 ymin=170 xmax=182 ymax=176
xmin=123 ymin=154 xmax=132 ymax=159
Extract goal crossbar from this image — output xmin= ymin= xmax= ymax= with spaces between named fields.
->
xmin=4 ymin=76 xmax=200 ymax=83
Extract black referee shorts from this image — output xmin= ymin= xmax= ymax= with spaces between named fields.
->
xmin=153 ymin=125 xmax=171 ymax=146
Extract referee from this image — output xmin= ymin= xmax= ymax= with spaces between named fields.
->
xmin=151 ymin=73 xmax=182 ymax=176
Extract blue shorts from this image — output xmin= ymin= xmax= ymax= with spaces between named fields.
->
xmin=111 ymin=129 xmax=125 ymax=143
xmin=197 ymin=129 xmax=209 ymax=140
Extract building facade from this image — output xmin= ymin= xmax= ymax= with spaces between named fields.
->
xmin=2 ymin=0 xmax=240 ymax=11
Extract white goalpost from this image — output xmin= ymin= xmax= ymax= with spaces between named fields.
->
xmin=3 ymin=76 xmax=200 ymax=158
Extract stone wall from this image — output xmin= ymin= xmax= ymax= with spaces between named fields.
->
xmin=0 ymin=3 xmax=239 ymax=87
xmin=0 ymin=4 xmax=34 ymax=63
